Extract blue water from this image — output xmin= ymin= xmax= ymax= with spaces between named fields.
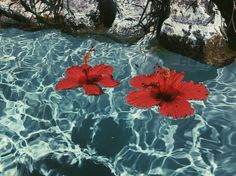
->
xmin=0 ymin=28 xmax=236 ymax=176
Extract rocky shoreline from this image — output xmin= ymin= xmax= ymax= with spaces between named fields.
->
xmin=0 ymin=0 xmax=235 ymax=67
xmin=159 ymin=0 xmax=236 ymax=67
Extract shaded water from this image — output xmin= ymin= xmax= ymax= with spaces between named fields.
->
xmin=0 ymin=29 xmax=236 ymax=176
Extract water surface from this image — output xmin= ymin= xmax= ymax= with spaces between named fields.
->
xmin=0 ymin=29 xmax=236 ymax=176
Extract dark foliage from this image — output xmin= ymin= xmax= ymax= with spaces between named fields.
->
xmin=20 ymin=0 xmax=64 ymax=27
xmin=210 ymin=0 xmax=236 ymax=50
xmin=138 ymin=0 xmax=170 ymax=36
xmin=97 ymin=0 xmax=117 ymax=28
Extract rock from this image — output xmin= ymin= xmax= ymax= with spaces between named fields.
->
xmin=203 ymin=34 xmax=236 ymax=66
xmin=63 ymin=0 xmax=148 ymax=42
xmin=159 ymin=0 xmax=236 ymax=67
xmin=0 ymin=0 xmax=148 ymax=42
xmin=63 ymin=0 xmax=98 ymax=33
xmin=107 ymin=0 xmax=147 ymax=42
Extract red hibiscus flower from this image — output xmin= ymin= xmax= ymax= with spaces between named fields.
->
xmin=126 ymin=66 xmax=208 ymax=119
xmin=55 ymin=48 xmax=119 ymax=95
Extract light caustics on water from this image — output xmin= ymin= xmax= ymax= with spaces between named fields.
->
xmin=0 ymin=29 xmax=236 ymax=176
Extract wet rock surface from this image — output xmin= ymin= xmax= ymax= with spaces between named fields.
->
xmin=159 ymin=0 xmax=236 ymax=67
xmin=0 ymin=0 xmax=148 ymax=42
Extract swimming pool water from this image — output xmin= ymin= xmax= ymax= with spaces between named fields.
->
xmin=0 ymin=29 xmax=236 ymax=176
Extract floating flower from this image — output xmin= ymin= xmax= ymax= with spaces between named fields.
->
xmin=126 ymin=66 xmax=208 ymax=119
xmin=55 ymin=48 xmax=119 ymax=95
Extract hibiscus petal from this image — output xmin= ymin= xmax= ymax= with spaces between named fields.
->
xmin=81 ymin=64 xmax=92 ymax=71
xmin=130 ymin=75 xmax=155 ymax=89
xmin=65 ymin=65 xmax=86 ymax=83
xmin=150 ymin=72 xmax=184 ymax=94
xmin=99 ymin=76 xmax=120 ymax=87
xmin=89 ymin=64 xmax=113 ymax=75
xmin=159 ymin=96 xmax=194 ymax=119
xmin=168 ymin=70 xmax=184 ymax=85
xmin=177 ymin=81 xmax=208 ymax=100
xmin=55 ymin=77 xmax=80 ymax=91
xmin=126 ymin=90 xmax=160 ymax=108
xmin=82 ymin=84 xmax=103 ymax=96
xmin=150 ymin=72 xmax=162 ymax=82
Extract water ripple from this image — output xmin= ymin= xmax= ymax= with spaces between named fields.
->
xmin=0 ymin=28 xmax=236 ymax=176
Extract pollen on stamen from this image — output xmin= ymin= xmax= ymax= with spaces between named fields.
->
xmin=155 ymin=65 xmax=171 ymax=78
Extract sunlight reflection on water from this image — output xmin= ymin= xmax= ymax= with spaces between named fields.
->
xmin=0 ymin=28 xmax=236 ymax=176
